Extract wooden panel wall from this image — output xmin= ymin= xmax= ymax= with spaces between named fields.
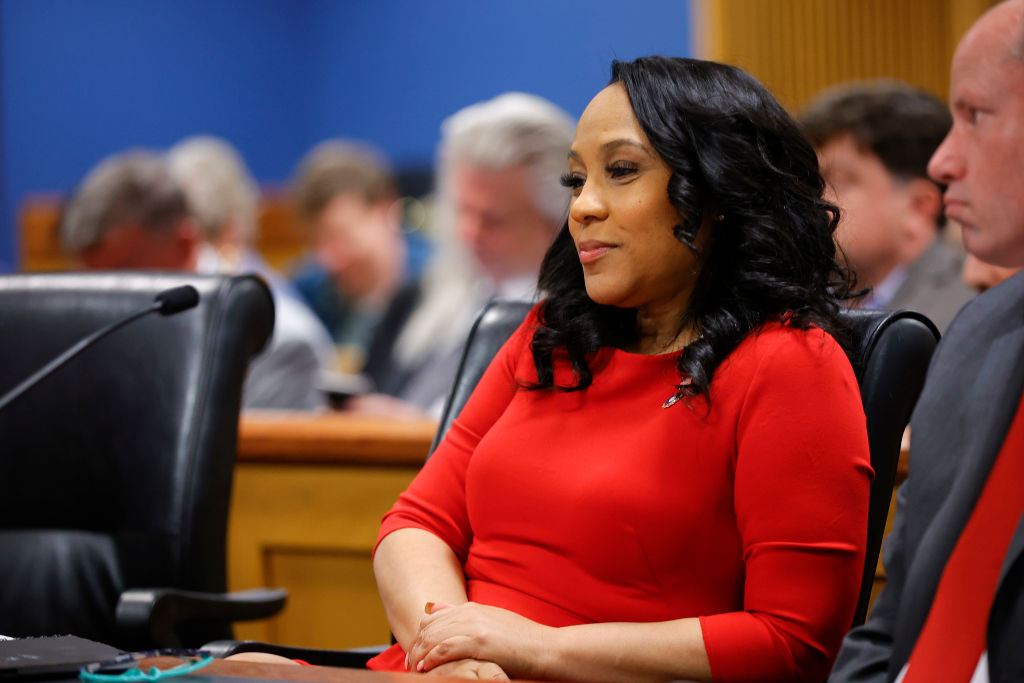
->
xmin=694 ymin=0 xmax=996 ymax=112
xmin=229 ymin=412 xmax=438 ymax=648
xmin=229 ymin=462 xmax=418 ymax=648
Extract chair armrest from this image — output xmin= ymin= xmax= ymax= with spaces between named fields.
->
xmin=202 ymin=639 xmax=386 ymax=669
xmin=116 ymin=587 xmax=287 ymax=649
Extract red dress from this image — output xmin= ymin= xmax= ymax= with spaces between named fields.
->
xmin=369 ymin=306 xmax=872 ymax=682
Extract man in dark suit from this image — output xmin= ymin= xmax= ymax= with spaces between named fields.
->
xmin=829 ymin=1 xmax=1024 ymax=681
xmin=802 ymin=81 xmax=975 ymax=333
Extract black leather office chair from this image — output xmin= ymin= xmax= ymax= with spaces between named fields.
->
xmin=840 ymin=308 xmax=939 ymax=626
xmin=207 ymin=301 xmax=939 ymax=663
xmin=0 ymin=272 xmax=287 ymax=650
xmin=428 ymin=300 xmax=536 ymax=454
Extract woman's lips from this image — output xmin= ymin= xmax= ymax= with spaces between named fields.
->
xmin=578 ymin=240 xmax=616 ymax=265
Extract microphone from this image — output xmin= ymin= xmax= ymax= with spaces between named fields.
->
xmin=0 ymin=285 xmax=200 ymax=412
xmin=155 ymin=284 xmax=200 ymax=315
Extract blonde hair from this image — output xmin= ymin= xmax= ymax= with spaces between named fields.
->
xmin=167 ymin=136 xmax=259 ymax=243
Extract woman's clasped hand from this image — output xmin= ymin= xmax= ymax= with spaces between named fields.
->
xmin=405 ymin=601 xmax=547 ymax=679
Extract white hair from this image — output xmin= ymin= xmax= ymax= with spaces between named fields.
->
xmin=396 ymin=93 xmax=575 ymax=368
xmin=439 ymin=91 xmax=574 ymax=227
xmin=167 ymin=135 xmax=259 ymax=244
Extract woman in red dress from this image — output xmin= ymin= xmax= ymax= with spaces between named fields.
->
xmin=371 ymin=57 xmax=872 ymax=682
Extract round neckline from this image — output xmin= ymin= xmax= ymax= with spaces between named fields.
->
xmin=605 ymin=345 xmax=686 ymax=361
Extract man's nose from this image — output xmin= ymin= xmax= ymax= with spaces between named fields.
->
xmin=927 ymin=130 xmax=964 ymax=185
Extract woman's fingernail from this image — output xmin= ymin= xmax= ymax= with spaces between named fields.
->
xmin=424 ymin=601 xmax=434 ymax=614
xmin=404 ymin=654 xmax=410 ymax=671
xmin=416 ymin=660 xmax=425 ymax=672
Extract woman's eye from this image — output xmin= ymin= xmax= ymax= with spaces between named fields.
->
xmin=607 ymin=162 xmax=638 ymax=179
xmin=560 ymin=172 xmax=585 ymax=190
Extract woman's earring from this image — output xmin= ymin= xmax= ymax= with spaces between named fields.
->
xmin=714 ymin=214 xmax=725 ymax=222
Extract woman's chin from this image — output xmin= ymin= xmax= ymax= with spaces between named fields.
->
xmin=584 ymin=287 xmax=629 ymax=309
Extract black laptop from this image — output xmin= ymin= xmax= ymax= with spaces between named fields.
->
xmin=0 ymin=635 xmax=125 ymax=679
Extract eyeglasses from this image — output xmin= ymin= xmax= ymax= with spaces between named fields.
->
xmin=79 ymin=648 xmax=212 ymax=682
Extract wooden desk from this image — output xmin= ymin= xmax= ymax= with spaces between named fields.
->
xmin=141 ymin=656 xmax=550 ymax=682
xmin=229 ymin=412 xmax=436 ymax=650
xmin=141 ymin=656 xmax=433 ymax=682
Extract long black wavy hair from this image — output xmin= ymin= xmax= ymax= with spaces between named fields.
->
xmin=529 ymin=56 xmax=855 ymax=406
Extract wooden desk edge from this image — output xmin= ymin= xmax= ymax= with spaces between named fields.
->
xmin=141 ymin=656 xmax=418 ymax=682
xmin=237 ymin=412 xmax=437 ymax=468
xmin=140 ymin=656 xmax=541 ymax=682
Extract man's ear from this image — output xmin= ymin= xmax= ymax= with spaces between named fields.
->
xmin=895 ymin=177 xmax=944 ymax=257
xmin=905 ymin=178 xmax=943 ymax=226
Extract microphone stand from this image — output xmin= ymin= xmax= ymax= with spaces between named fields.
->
xmin=0 ymin=285 xmax=199 ymax=412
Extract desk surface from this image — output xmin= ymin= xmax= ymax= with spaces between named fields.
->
xmin=139 ymin=657 xmax=494 ymax=683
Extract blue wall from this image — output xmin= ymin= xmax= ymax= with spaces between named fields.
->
xmin=0 ymin=0 xmax=693 ymax=269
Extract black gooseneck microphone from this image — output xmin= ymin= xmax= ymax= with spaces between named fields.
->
xmin=0 ymin=284 xmax=200 ymax=412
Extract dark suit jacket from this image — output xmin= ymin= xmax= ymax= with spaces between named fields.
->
xmin=829 ymin=269 xmax=1024 ymax=682
xmin=888 ymin=238 xmax=975 ymax=335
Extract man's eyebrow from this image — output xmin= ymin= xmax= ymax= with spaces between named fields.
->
xmin=568 ymin=138 xmax=650 ymax=160
xmin=951 ymin=96 xmax=981 ymax=110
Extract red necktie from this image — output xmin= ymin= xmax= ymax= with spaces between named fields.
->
xmin=903 ymin=391 xmax=1024 ymax=681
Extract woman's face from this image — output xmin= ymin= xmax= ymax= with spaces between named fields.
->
xmin=564 ymin=83 xmax=703 ymax=316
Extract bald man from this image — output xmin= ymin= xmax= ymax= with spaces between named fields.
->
xmin=829 ymin=2 xmax=1024 ymax=681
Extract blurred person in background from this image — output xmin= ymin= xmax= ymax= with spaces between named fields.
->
xmin=355 ymin=92 xmax=574 ymax=417
xmin=290 ymin=140 xmax=426 ymax=373
xmin=168 ymin=136 xmax=264 ymax=277
xmin=168 ymin=134 xmax=336 ymax=375
xmin=62 ymin=149 xmax=327 ymax=410
xmin=801 ymin=80 xmax=975 ymax=333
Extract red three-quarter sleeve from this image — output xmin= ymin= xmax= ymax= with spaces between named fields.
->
xmin=699 ymin=328 xmax=873 ymax=682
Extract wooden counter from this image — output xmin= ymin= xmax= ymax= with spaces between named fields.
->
xmin=229 ymin=412 xmax=436 ymax=650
